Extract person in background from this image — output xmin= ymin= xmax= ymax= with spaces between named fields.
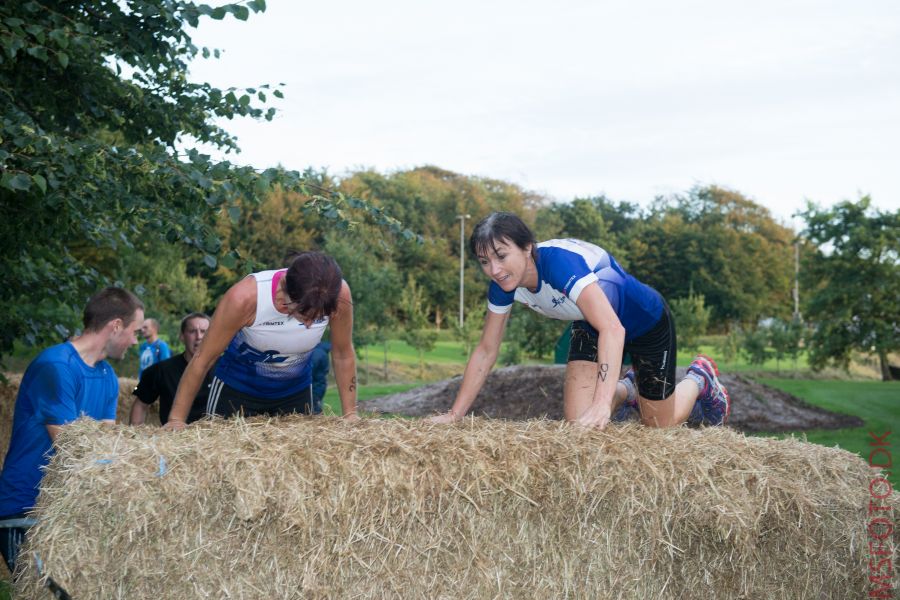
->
xmin=0 ymin=287 xmax=143 ymax=572
xmin=138 ymin=317 xmax=170 ymax=376
xmin=130 ymin=312 xmax=212 ymax=426
xmin=310 ymin=340 xmax=332 ymax=414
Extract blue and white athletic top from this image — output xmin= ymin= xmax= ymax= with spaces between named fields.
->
xmin=214 ymin=269 xmax=328 ymax=399
xmin=487 ymin=239 xmax=664 ymax=341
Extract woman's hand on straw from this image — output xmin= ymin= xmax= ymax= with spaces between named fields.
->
xmin=162 ymin=419 xmax=187 ymax=432
xmin=574 ymin=403 xmax=611 ymax=430
xmin=426 ymin=409 xmax=462 ymax=424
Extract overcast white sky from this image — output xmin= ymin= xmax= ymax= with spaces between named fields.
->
xmin=187 ymin=0 xmax=900 ymax=225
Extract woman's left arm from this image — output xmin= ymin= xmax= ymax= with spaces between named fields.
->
xmin=573 ymin=284 xmax=626 ymax=428
xmin=329 ymin=281 xmax=358 ymax=418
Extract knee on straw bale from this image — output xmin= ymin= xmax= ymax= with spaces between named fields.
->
xmin=14 ymin=417 xmax=899 ymax=599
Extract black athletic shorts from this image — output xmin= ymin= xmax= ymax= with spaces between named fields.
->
xmin=205 ymin=377 xmax=315 ymax=418
xmin=567 ymin=300 xmax=677 ymax=401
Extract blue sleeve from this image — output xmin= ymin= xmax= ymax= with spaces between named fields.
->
xmin=539 ymin=247 xmax=595 ymax=296
xmin=104 ymin=375 xmax=118 ymax=421
xmin=487 ymin=281 xmax=514 ymax=312
xmin=33 ymin=362 xmax=79 ymax=426
xmin=158 ymin=341 xmax=171 ymax=361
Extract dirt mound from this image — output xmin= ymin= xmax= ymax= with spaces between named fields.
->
xmin=360 ymin=365 xmax=863 ymax=433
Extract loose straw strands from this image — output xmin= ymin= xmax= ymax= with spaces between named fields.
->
xmin=15 ymin=417 xmax=897 ymax=599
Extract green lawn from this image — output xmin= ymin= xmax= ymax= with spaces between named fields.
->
xmin=754 ymin=379 xmax=900 ymax=460
xmin=321 ymin=382 xmax=418 ymax=416
xmin=683 ymin=344 xmax=805 ymax=372
xmin=359 ymin=339 xmax=475 ymax=365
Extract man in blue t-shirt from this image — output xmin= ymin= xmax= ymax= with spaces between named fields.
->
xmin=138 ymin=317 xmax=171 ymax=376
xmin=0 ymin=287 xmax=144 ymax=573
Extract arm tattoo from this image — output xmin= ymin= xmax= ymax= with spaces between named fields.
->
xmin=598 ymin=363 xmax=609 ymax=382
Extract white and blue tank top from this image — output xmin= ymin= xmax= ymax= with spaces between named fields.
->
xmin=487 ymin=239 xmax=663 ymax=341
xmin=214 ymin=269 xmax=328 ymax=398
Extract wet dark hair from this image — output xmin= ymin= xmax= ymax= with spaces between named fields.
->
xmin=469 ymin=212 xmax=537 ymax=260
xmin=284 ymin=251 xmax=344 ymax=319
xmin=83 ymin=287 xmax=144 ymax=332
xmin=180 ymin=312 xmax=211 ymax=333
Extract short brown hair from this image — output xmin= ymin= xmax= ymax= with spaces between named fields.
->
xmin=180 ymin=312 xmax=211 ymax=333
xmin=83 ymin=287 xmax=144 ymax=332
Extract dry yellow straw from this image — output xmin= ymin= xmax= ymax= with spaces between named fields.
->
xmin=14 ymin=416 xmax=898 ymax=599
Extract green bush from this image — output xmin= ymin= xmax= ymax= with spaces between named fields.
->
xmin=501 ymin=309 xmax=567 ymax=364
xmin=670 ymin=292 xmax=711 ymax=352
xmin=741 ymin=327 xmax=771 ymax=365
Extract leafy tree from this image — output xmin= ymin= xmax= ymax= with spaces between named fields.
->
xmin=501 ymin=309 xmax=567 ymax=365
xmin=538 ymin=197 xmax=627 ymax=261
xmin=0 ymin=1 xmax=415 ymax=363
xmin=626 ymin=186 xmax=794 ymax=325
xmin=400 ymin=277 xmax=437 ymax=379
xmin=798 ymin=197 xmax=899 ymax=380
xmin=339 ymin=166 xmax=545 ymax=328
xmin=767 ymin=317 xmax=804 ymax=372
xmin=452 ymin=304 xmax=486 ymax=358
xmin=0 ymin=0 xmax=274 ymax=356
xmin=118 ymin=244 xmax=211 ymax=316
xmin=588 ymin=196 xmax=642 ymax=238
xmin=323 ymin=229 xmax=401 ymax=382
xmin=716 ymin=326 xmax=742 ymax=363
xmin=670 ymin=291 xmax=711 ymax=352
xmin=741 ymin=327 xmax=771 ymax=366
xmin=217 ymin=186 xmax=318 ymax=265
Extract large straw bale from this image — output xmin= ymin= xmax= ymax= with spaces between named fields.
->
xmin=115 ymin=376 xmax=139 ymax=423
xmin=0 ymin=374 xmax=21 ymax=465
xmin=114 ymin=377 xmax=160 ymax=426
xmin=16 ymin=417 xmax=898 ymax=599
xmin=0 ymin=377 xmax=157 ymax=458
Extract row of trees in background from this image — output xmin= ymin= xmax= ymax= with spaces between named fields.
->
xmin=212 ymin=170 xmax=897 ymax=379
xmin=1 ymin=2 xmax=896 ymax=379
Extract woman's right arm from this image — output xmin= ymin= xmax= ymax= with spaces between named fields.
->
xmin=163 ymin=277 xmax=257 ymax=431
xmin=428 ymin=310 xmax=509 ymax=423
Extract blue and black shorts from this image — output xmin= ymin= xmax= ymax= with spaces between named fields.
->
xmin=567 ymin=301 xmax=677 ymax=401
xmin=206 ymin=377 xmax=315 ymax=418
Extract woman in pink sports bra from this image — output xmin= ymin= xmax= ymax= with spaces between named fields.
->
xmin=163 ymin=251 xmax=358 ymax=430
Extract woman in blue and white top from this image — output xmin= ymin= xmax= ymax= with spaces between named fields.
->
xmin=163 ymin=251 xmax=357 ymax=431
xmin=430 ymin=212 xmax=729 ymax=429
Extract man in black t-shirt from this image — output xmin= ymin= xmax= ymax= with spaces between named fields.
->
xmin=130 ymin=312 xmax=213 ymax=425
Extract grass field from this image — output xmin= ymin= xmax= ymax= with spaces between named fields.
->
xmin=322 ymin=383 xmax=417 ymax=416
xmin=755 ymin=379 xmax=900 ymax=460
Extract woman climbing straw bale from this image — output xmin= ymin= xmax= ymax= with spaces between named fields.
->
xmin=430 ymin=212 xmax=729 ymax=429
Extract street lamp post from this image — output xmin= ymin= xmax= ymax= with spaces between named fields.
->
xmin=456 ymin=214 xmax=471 ymax=329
